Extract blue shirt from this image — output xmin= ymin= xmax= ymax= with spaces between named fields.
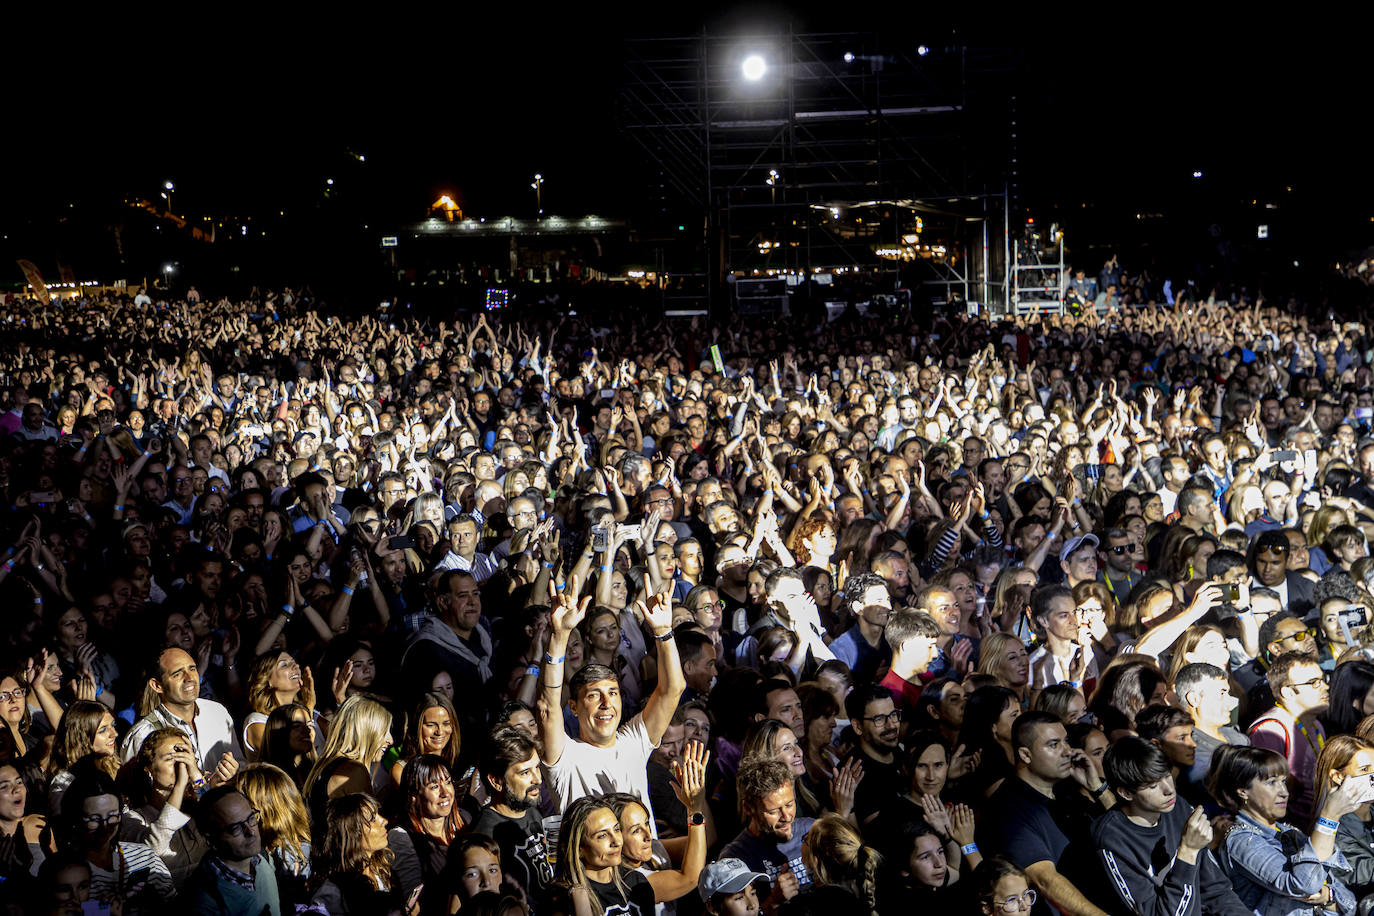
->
xmin=721 ymin=818 xmax=816 ymax=890
xmin=828 ymin=626 xmax=891 ymax=685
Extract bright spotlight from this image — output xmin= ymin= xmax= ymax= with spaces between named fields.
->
xmin=843 ymin=51 xmax=855 ymax=63
xmin=741 ymin=54 xmax=766 ymax=81
xmin=164 ymin=180 xmax=174 ymax=190
xmin=917 ymin=45 xmax=929 ymax=56
xmin=1192 ymin=170 xmax=1203 ymax=179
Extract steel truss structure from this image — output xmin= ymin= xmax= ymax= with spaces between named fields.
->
xmin=619 ymin=29 xmax=1021 ymax=315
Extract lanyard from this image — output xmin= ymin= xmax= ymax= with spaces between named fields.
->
xmin=1295 ymin=717 xmax=1326 ymax=755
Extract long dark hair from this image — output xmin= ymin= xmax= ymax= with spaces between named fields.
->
xmin=957 ymin=686 xmax=1018 ymax=755
xmin=1327 ymin=661 xmax=1374 ymax=736
xmin=400 ymin=754 xmax=461 ymax=843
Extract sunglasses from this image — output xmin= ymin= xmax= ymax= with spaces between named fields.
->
xmin=1109 ymin=543 xmax=1138 ymax=555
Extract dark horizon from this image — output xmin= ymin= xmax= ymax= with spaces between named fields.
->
xmin=5 ymin=8 xmax=1373 ymax=296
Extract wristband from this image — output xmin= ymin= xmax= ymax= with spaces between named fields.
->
xmin=1316 ymin=816 xmax=1340 ymax=835
xmin=525 ymin=665 xmax=541 ymax=677
xmin=2 ymin=560 xmax=12 ymax=572
xmin=341 ymin=586 xmax=355 ymax=596
xmin=600 ymin=564 xmax=612 ymax=572
xmin=281 ymin=603 xmax=295 ymax=618
xmin=961 ymin=843 xmax=979 ymax=856
xmin=543 ymin=562 xmax=554 ymax=570
xmin=653 ymin=630 xmax=674 ymax=642
xmin=544 ymin=653 xmax=566 ymax=665
xmin=556 ymin=582 xmax=566 ymax=591
xmin=114 ymin=504 xmax=126 ymax=512
xmin=1090 ymin=781 xmax=1110 ymax=798
xmin=1066 ymin=680 xmax=1083 ymax=689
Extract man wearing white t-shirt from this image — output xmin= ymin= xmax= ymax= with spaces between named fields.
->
xmin=539 ymin=583 xmax=684 ymax=825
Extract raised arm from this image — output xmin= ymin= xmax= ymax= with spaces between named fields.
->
xmin=639 ymin=585 xmax=686 ymax=744
xmin=540 ymin=584 xmax=590 ymax=767
xmin=647 ymin=742 xmax=710 ymax=901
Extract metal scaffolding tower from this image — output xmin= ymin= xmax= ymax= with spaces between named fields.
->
xmin=618 ymin=30 xmax=1020 ymax=316
xmin=1012 ymin=232 xmax=1066 ymax=315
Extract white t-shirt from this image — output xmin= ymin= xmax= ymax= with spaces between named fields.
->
xmin=548 ymin=713 xmax=657 ymax=825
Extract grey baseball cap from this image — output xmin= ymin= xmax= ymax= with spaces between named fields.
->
xmin=698 ymin=858 xmax=771 ymax=901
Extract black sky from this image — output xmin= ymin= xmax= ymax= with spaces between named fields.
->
xmin=6 ymin=7 xmax=1373 ymax=270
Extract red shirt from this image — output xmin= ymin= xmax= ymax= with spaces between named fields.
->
xmin=880 ymin=669 xmax=924 ymax=715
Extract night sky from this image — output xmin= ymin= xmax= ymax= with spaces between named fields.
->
xmin=5 ymin=7 xmax=1372 ymax=289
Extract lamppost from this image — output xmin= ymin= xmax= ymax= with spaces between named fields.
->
xmin=163 ymin=180 xmax=175 ymax=215
xmin=767 ymin=169 xmax=779 ymax=206
xmin=531 ymin=174 xmax=544 ymax=221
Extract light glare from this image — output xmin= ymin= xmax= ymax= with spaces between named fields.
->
xmin=741 ymin=54 xmax=766 ymax=81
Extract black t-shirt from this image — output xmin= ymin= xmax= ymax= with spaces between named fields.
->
xmin=468 ymin=806 xmax=554 ymax=906
xmin=647 ymin=760 xmax=688 ymax=836
xmin=846 ymin=746 xmax=906 ymax=826
xmin=551 ymin=868 xmax=655 ymax=916
xmin=976 ymin=775 xmax=1101 ymax=876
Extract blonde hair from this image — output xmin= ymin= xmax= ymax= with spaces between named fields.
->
xmin=976 ymin=632 xmax=1028 ymax=688
xmin=803 ymin=814 xmax=881 ymax=914
xmin=303 ymin=695 xmax=392 ymax=797
xmin=555 ymin=796 xmax=628 ymax=916
xmin=237 ymin=763 xmax=311 ymax=865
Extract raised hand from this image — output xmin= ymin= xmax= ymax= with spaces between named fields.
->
xmin=670 ymin=740 xmax=710 ymax=811
xmin=829 ymin=755 xmax=863 ymax=818
xmin=919 ymin=791 xmax=953 ymax=839
xmin=549 ymin=582 xmax=592 ymax=636
xmin=638 ymin=585 xmax=675 ymax=634
xmin=949 ymin=744 xmax=981 ymax=781
xmin=331 ymin=660 xmax=354 ymax=706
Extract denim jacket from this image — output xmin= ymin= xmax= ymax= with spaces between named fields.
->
xmin=1218 ymin=813 xmax=1356 ymax=916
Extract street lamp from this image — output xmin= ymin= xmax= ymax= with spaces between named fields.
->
xmin=766 ymin=169 xmax=779 ymax=206
xmin=531 ymin=173 xmax=544 ymax=221
xmin=163 ymin=180 xmax=174 ymax=214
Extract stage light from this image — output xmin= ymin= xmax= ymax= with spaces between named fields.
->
xmin=843 ymin=51 xmax=855 ymax=63
xmin=741 ymin=54 xmax=766 ymax=81
xmin=164 ymin=180 xmax=174 ymax=190
xmin=917 ymin=45 xmax=929 ymax=56
xmin=1192 ymin=170 xmax=1202 ymax=179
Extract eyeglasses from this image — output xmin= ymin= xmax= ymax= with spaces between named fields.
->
xmin=1109 ymin=543 xmax=1138 ymax=555
xmin=862 ymin=710 xmax=902 ymax=726
xmin=1280 ymin=628 xmax=1316 ymax=644
xmin=694 ymin=599 xmax=726 ymax=612
xmin=1290 ymin=675 xmax=1327 ymax=691
xmin=0 ymin=687 xmax=28 ymax=703
xmin=992 ymin=890 xmax=1038 ymax=913
xmin=82 ymin=812 xmax=122 ymax=828
xmin=220 ymin=809 xmax=261 ymax=838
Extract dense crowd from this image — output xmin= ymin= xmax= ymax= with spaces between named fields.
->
xmin=4 ymin=287 xmax=1374 ymax=916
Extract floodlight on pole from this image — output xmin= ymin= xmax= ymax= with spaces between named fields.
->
xmin=741 ymin=54 xmax=766 ymax=81
xmin=531 ymin=173 xmax=545 ymax=221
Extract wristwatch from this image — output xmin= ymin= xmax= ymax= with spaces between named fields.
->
xmin=688 ymin=812 xmax=706 ymax=827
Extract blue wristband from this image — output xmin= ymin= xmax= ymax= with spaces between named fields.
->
xmin=961 ymin=843 xmax=978 ymax=856
xmin=341 ymin=586 xmax=355 ymax=596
